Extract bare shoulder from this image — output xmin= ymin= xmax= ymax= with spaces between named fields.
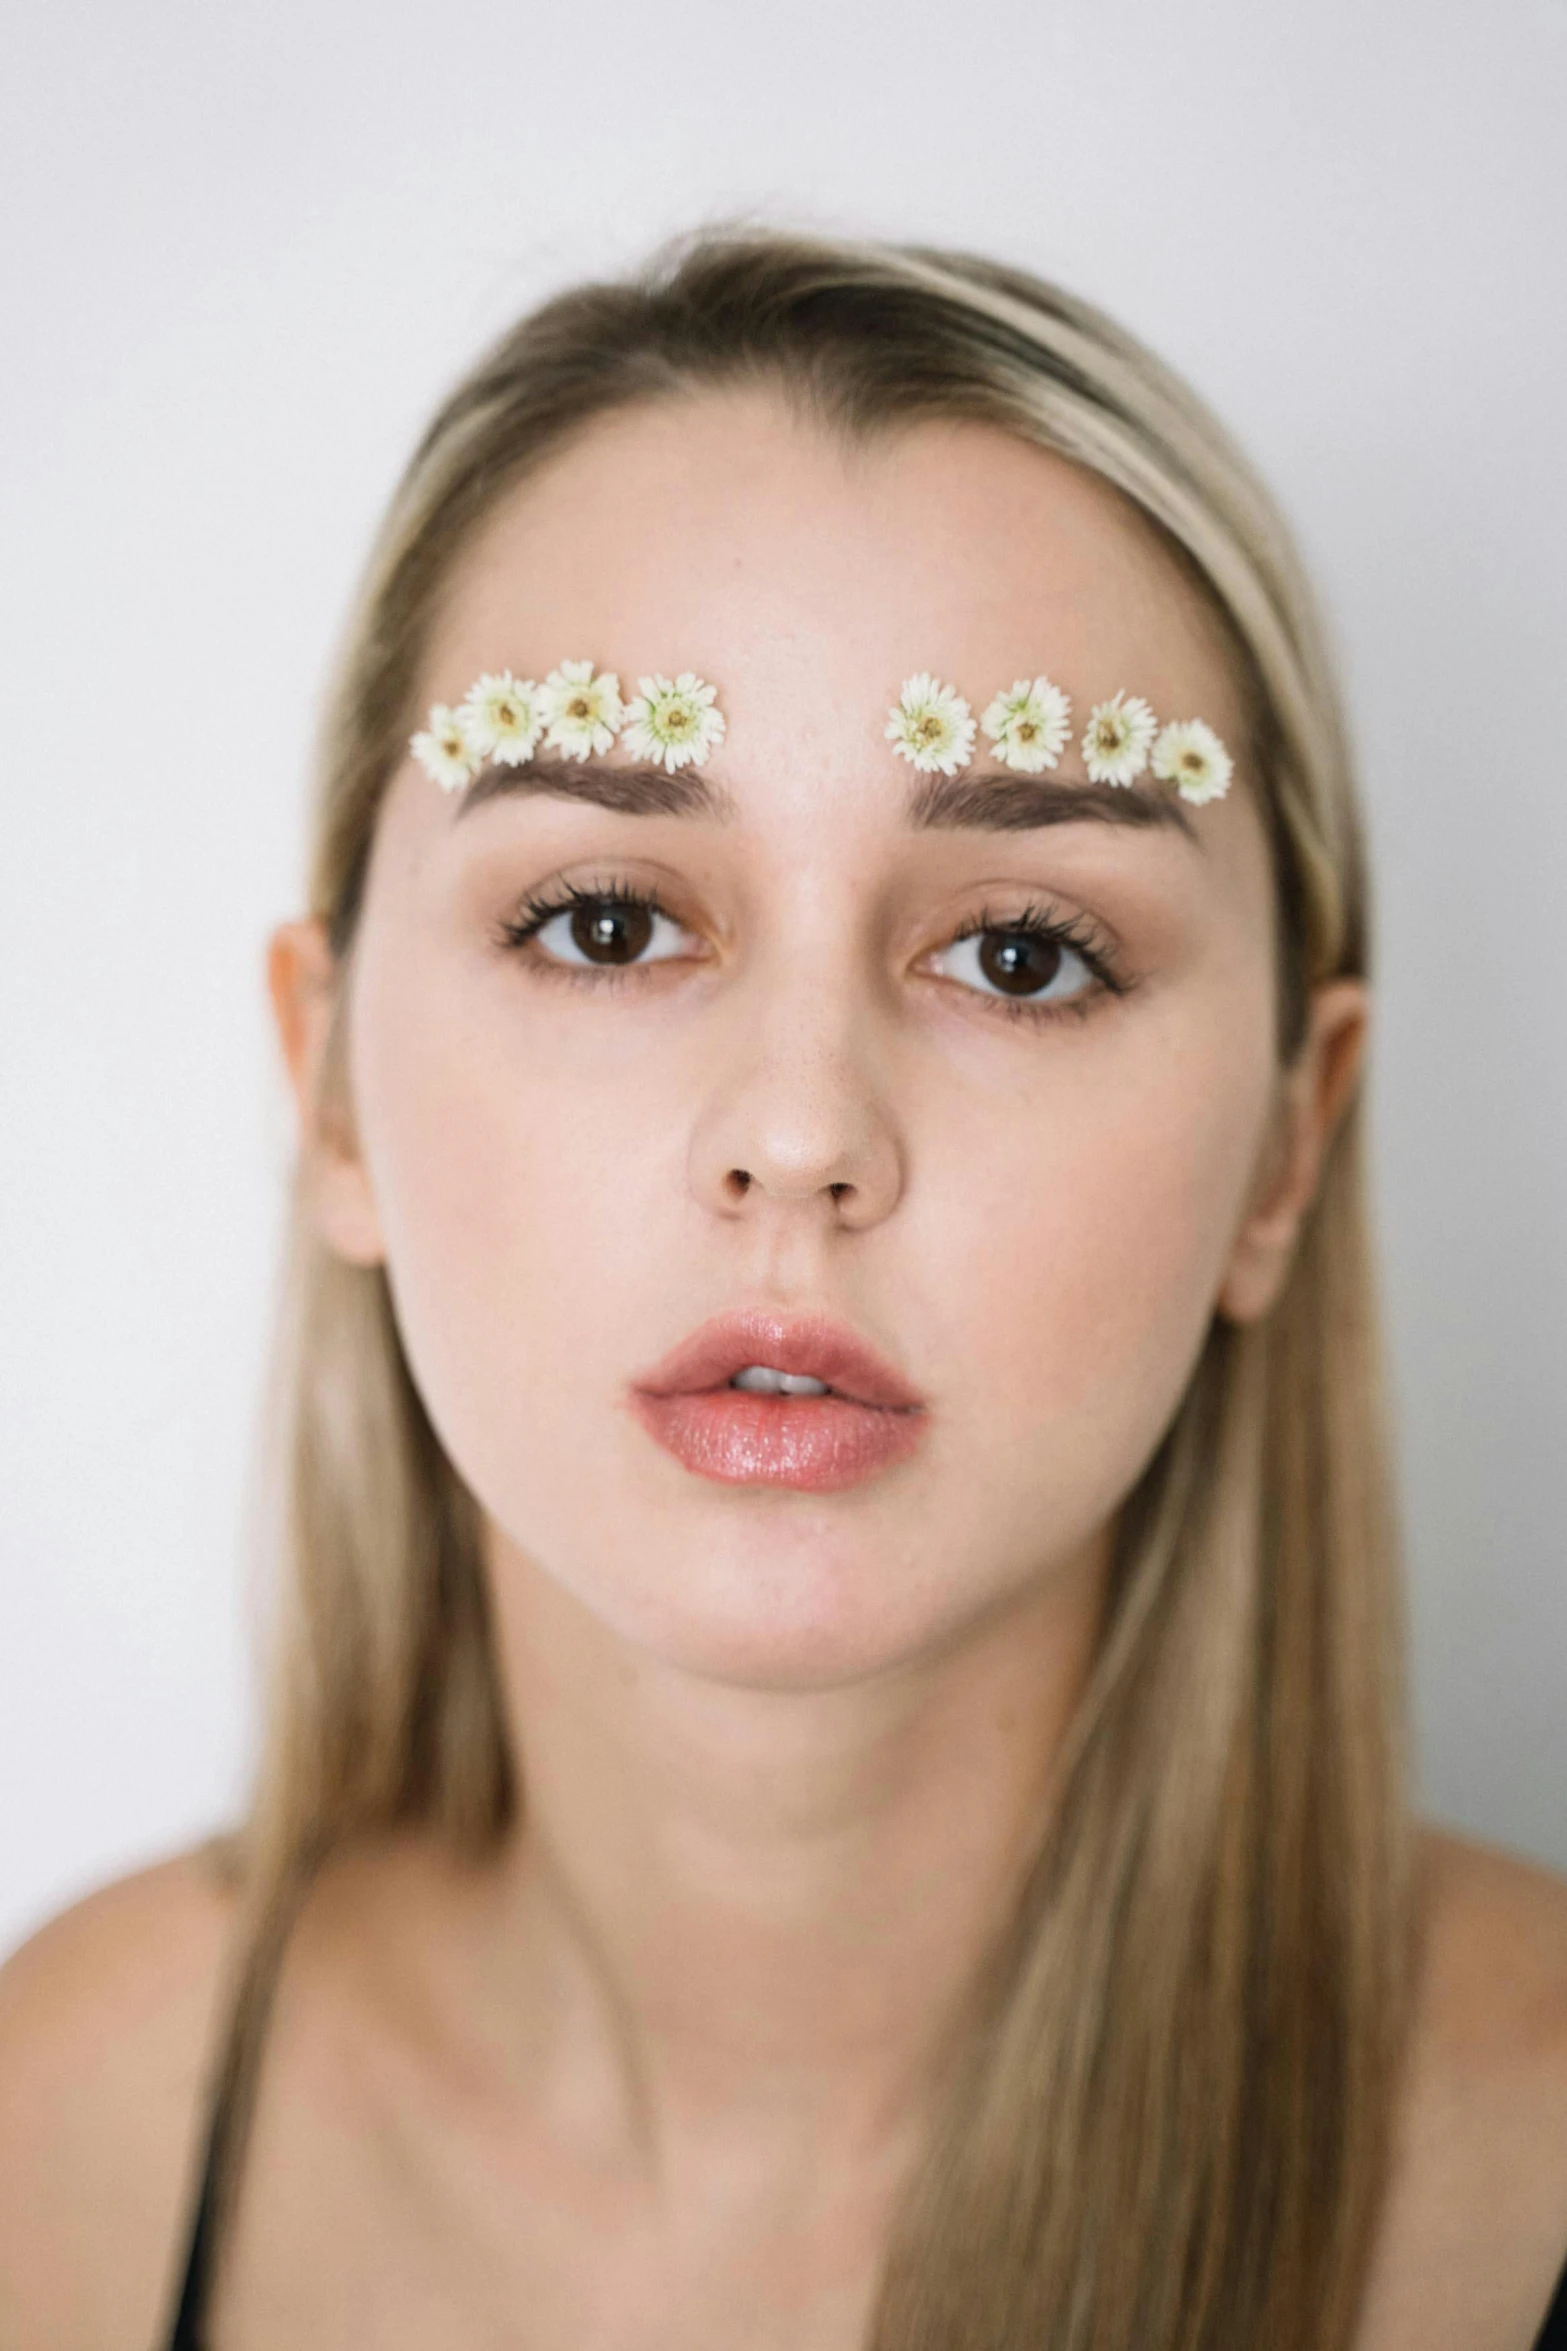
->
xmin=1357 ymin=1825 xmax=1567 ymax=2351
xmin=1416 ymin=1827 xmax=1567 ymax=2056
xmin=0 ymin=1848 xmax=240 ymax=2351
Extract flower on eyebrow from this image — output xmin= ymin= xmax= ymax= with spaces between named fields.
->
xmin=1152 ymin=717 xmax=1234 ymax=805
xmin=885 ymin=675 xmax=977 ymax=775
xmin=540 ymin=660 xmax=625 ymax=761
xmin=410 ymin=703 xmax=478 ymax=794
xmin=981 ymin=676 xmax=1072 ymax=773
xmin=1081 ymin=691 xmax=1158 ymax=787
xmin=622 ymin=672 xmax=727 ymax=772
xmin=459 ymin=670 xmax=542 ymax=766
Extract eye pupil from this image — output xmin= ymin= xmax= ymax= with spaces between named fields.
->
xmin=979 ymin=930 xmax=1064 ymax=996
xmin=572 ymin=901 xmax=654 ymax=964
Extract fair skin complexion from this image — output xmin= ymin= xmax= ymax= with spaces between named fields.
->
xmin=1 ymin=390 xmax=1564 ymax=2351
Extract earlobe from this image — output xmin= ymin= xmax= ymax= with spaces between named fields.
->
xmin=265 ymin=919 xmax=387 ymax=1268
xmin=1216 ymin=978 xmax=1369 ymax=1325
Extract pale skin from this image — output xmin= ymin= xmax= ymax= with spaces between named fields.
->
xmin=2 ymin=390 xmax=1565 ymax=2351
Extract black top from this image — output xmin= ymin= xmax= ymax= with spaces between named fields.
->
xmin=163 ymin=1991 xmax=1567 ymax=2351
xmin=1536 ymin=2260 xmax=1567 ymax=2351
xmin=166 ymin=2147 xmax=218 ymax=2351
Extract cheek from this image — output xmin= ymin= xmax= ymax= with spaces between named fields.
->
xmin=916 ymin=1004 xmax=1274 ymax=1514
xmin=348 ymin=956 xmax=670 ymax=1485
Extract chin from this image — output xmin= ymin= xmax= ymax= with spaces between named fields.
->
xmin=501 ymin=1502 xmax=981 ymax=1694
xmin=620 ymin=1593 xmax=939 ymax=1694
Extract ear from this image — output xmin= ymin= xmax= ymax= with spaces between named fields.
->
xmin=266 ymin=918 xmax=386 ymax=1267
xmin=1217 ymin=978 xmax=1369 ymax=1324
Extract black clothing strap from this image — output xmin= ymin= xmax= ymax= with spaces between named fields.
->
xmin=165 ymin=2138 xmax=218 ymax=2351
xmin=159 ymin=1867 xmax=306 ymax=2351
xmin=1537 ymin=2249 xmax=1567 ymax=2351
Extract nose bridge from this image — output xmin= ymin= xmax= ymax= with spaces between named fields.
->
xmin=686 ymin=874 xmax=903 ymax=1219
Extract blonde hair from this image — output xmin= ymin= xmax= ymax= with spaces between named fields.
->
xmin=240 ymin=226 xmax=1411 ymax=2350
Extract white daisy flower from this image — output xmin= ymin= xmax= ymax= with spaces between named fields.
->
xmin=1152 ymin=717 xmax=1234 ymax=805
xmin=459 ymin=670 xmax=542 ymax=766
xmin=540 ymin=660 xmax=625 ymax=761
xmin=1081 ymin=691 xmax=1158 ymax=787
xmin=410 ymin=703 xmax=477 ymax=794
xmin=981 ymin=675 xmax=1072 ymax=773
xmin=885 ymin=674 xmax=976 ymax=776
xmin=621 ymin=672 xmax=727 ymax=772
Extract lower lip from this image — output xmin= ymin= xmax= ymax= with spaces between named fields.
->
xmin=630 ymin=1387 xmax=928 ymax=1491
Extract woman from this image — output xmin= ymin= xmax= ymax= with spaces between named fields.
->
xmin=1 ymin=227 xmax=1563 ymax=2351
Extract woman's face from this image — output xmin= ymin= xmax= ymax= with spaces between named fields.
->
xmin=311 ymin=389 xmax=1329 ymax=1690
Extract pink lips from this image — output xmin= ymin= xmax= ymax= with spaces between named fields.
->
xmin=628 ymin=1308 xmax=929 ymax=1492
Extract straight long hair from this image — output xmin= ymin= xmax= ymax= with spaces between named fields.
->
xmin=235 ymin=226 xmax=1411 ymax=2350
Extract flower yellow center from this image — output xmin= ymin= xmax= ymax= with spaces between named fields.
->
xmin=1181 ymin=750 xmax=1205 ymax=774
xmin=569 ymin=695 xmax=591 ymax=720
xmin=664 ymin=705 xmax=695 ymax=736
xmin=912 ymin=712 xmax=943 ymax=745
xmin=1016 ymin=719 xmax=1039 ymax=741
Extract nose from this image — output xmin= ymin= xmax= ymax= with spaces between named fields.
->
xmin=686 ymin=968 xmax=905 ymax=1234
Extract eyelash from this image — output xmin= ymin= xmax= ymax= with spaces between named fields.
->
xmin=496 ymin=880 xmax=1130 ymax=1029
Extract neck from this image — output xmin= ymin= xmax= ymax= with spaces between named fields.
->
xmin=469 ymin=1531 xmax=1108 ymax=2173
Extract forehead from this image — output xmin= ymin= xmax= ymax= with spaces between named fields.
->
xmin=425 ymin=387 xmax=1250 ymax=761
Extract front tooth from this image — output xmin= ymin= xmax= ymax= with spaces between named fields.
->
xmin=730 ymin=1364 xmax=832 ymax=1395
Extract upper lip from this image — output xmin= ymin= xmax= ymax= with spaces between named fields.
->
xmin=631 ymin=1308 xmax=926 ymax=1411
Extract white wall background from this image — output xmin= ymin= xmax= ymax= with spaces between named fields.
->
xmin=2 ymin=0 xmax=1563 ymax=1958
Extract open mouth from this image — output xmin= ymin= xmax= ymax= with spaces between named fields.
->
xmin=725 ymin=1366 xmax=838 ymax=1398
xmin=633 ymin=1308 xmax=924 ymax=1414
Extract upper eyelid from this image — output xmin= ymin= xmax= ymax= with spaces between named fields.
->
xmin=947 ymin=896 xmax=1121 ymax=966
xmin=505 ymin=877 xmax=693 ymax=940
xmin=509 ymin=879 xmax=1108 ymax=940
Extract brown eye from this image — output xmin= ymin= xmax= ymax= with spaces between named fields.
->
xmin=569 ymin=899 xmax=656 ymax=965
xmin=930 ymin=917 xmax=1099 ymax=1013
xmin=977 ymin=929 xmax=1064 ymax=997
xmin=504 ymin=885 xmax=691 ymax=975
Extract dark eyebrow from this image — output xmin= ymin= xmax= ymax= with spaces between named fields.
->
xmin=458 ymin=753 xmax=729 ymax=823
xmin=903 ymin=768 xmax=1199 ymax=844
xmin=456 ymin=752 xmax=1198 ymax=843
